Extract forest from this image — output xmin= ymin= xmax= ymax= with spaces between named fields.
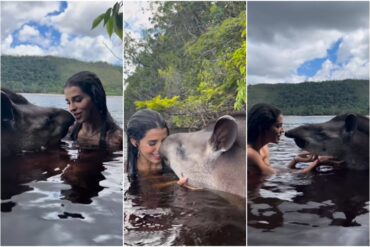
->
xmin=124 ymin=2 xmax=246 ymax=129
xmin=248 ymin=79 xmax=369 ymax=115
xmin=1 ymin=55 xmax=123 ymax=95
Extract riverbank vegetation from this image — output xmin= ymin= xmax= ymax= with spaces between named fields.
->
xmin=248 ymin=79 xmax=369 ymax=115
xmin=1 ymin=55 xmax=122 ymax=95
xmin=124 ymin=2 xmax=246 ymax=129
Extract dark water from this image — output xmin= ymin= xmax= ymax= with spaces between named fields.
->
xmin=248 ymin=116 xmax=369 ymax=246
xmin=124 ymin=172 xmax=246 ymax=246
xmin=1 ymin=94 xmax=123 ymax=245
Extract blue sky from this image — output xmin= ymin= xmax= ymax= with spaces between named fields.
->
xmin=1 ymin=1 xmax=122 ymax=65
xmin=297 ymin=39 xmax=342 ymax=78
xmin=248 ymin=2 xmax=369 ymax=84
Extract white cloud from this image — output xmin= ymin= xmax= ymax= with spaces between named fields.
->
xmin=51 ymin=33 xmax=122 ymax=64
xmin=18 ymin=25 xmax=40 ymax=42
xmin=48 ymin=1 xmax=116 ymax=37
xmin=1 ymin=2 xmax=60 ymax=38
xmin=3 ymin=44 xmax=46 ymax=56
xmin=248 ymin=2 xmax=369 ymax=84
xmin=1 ymin=1 xmax=122 ymax=65
xmin=248 ymin=30 xmax=342 ymax=84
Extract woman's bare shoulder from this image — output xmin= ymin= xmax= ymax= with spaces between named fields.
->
xmin=107 ymin=128 xmax=123 ymax=149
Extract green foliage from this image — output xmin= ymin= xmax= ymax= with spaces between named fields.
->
xmin=124 ymin=2 xmax=246 ymax=128
xmin=1 ymin=55 xmax=123 ymax=95
xmin=248 ymin=79 xmax=369 ymax=115
xmin=92 ymin=2 xmax=123 ymax=40
xmin=135 ymin=95 xmax=180 ymax=111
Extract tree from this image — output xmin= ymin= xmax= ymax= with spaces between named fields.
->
xmin=92 ymin=2 xmax=123 ymax=40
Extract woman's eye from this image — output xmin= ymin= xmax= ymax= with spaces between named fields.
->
xmin=74 ymin=97 xmax=82 ymax=102
xmin=148 ymin=141 xmax=157 ymax=147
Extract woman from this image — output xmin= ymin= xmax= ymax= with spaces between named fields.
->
xmin=125 ymin=109 xmax=190 ymax=188
xmin=125 ymin=109 xmax=169 ymax=181
xmin=248 ymin=103 xmax=317 ymax=176
xmin=64 ymin=71 xmax=122 ymax=149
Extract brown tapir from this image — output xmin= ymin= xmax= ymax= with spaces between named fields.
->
xmin=285 ymin=114 xmax=369 ymax=170
xmin=1 ymin=88 xmax=74 ymax=157
xmin=159 ymin=113 xmax=246 ymax=198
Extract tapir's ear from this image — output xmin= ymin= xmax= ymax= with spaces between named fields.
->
xmin=210 ymin=115 xmax=238 ymax=152
xmin=1 ymin=91 xmax=15 ymax=123
xmin=345 ymin=114 xmax=358 ymax=135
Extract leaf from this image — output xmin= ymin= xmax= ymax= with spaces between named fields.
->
xmin=113 ymin=13 xmax=123 ymax=40
xmin=113 ymin=2 xmax=119 ymax=14
xmin=104 ymin=8 xmax=112 ymax=26
xmin=106 ymin=17 xmax=114 ymax=37
xmin=91 ymin=13 xmax=105 ymax=29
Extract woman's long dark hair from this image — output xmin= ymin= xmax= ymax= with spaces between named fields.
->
xmin=125 ymin=109 xmax=169 ymax=182
xmin=248 ymin=103 xmax=281 ymax=144
xmin=64 ymin=71 xmax=120 ymax=147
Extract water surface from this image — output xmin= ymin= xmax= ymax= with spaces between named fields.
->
xmin=248 ymin=116 xmax=369 ymax=246
xmin=1 ymin=94 xmax=123 ymax=246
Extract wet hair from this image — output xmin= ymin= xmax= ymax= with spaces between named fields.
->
xmin=64 ymin=71 xmax=120 ymax=147
xmin=248 ymin=103 xmax=281 ymax=144
xmin=125 ymin=109 xmax=169 ymax=181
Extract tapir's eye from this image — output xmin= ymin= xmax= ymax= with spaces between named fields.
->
xmin=44 ymin=117 xmax=53 ymax=126
xmin=176 ymin=144 xmax=187 ymax=160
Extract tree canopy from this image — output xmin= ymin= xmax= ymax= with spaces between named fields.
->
xmin=124 ymin=2 xmax=246 ymax=128
xmin=1 ymin=55 xmax=123 ymax=95
xmin=248 ymin=79 xmax=369 ymax=115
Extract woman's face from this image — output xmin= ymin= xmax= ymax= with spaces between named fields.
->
xmin=265 ymin=115 xmax=284 ymax=144
xmin=132 ymin=128 xmax=168 ymax=165
xmin=64 ymin=86 xmax=99 ymax=124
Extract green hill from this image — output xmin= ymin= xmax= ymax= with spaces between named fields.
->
xmin=248 ymin=79 xmax=369 ymax=115
xmin=1 ymin=55 xmax=122 ymax=95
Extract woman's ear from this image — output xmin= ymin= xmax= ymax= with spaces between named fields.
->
xmin=130 ymin=138 xmax=138 ymax=147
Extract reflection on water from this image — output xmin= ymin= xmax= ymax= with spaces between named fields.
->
xmin=248 ymin=116 xmax=369 ymax=246
xmin=1 ymin=144 xmax=123 ymax=245
xmin=124 ymin=171 xmax=246 ymax=246
xmin=1 ymin=94 xmax=123 ymax=246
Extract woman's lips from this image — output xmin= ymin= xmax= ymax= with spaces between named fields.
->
xmin=74 ymin=113 xmax=82 ymax=120
xmin=152 ymin=154 xmax=161 ymax=161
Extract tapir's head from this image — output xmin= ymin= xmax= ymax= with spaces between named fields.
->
xmin=1 ymin=89 xmax=75 ymax=156
xmin=159 ymin=115 xmax=239 ymax=180
xmin=285 ymin=114 xmax=369 ymax=169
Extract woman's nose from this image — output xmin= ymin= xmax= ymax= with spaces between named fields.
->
xmin=68 ymin=102 xmax=77 ymax=112
xmin=154 ymin=143 xmax=162 ymax=153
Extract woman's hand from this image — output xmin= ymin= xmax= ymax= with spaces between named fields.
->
xmin=177 ymin=177 xmax=189 ymax=186
xmin=177 ymin=177 xmax=202 ymax=191
xmin=294 ymin=151 xmax=318 ymax=163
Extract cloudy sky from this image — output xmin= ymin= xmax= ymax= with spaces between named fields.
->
xmin=1 ymin=1 xmax=122 ymax=65
xmin=248 ymin=1 xmax=369 ymax=84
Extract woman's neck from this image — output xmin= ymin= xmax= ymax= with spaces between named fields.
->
xmin=80 ymin=116 xmax=104 ymax=135
xmin=137 ymin=156 xmax=162 ymax=174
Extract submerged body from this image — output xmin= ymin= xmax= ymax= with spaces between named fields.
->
xmin=159 ymin=113 xmax=246 ymax=198
xmin=1 ymin=88 xmax=74 ymax=157
xmin=285 ymin=114 xmax=369 ymax=170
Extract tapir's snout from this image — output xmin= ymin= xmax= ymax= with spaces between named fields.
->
xmin=285 ymin=129 xmax=307 ymax=149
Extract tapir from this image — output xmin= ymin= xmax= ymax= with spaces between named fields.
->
xmin=285 ymin=114 xmax=369 ymax=170
xmin=159 ymin=113 xmax=246 ymax=198
xmin=1 ymin=88 xmax=74 ymax=157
